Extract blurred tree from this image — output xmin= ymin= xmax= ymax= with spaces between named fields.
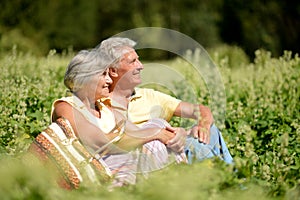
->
xmin=0 ymin=0 xmax=99 ymax=54
xmin=279 ymin=1 xmax=300 ymax=55
xmin=0 ymin=0 xmax=299 ymax=58
xmin=219 ymin=0 xmax=300 ymax=58
xmin=33 ymin=0 xmax=99 ymax=51
xmin=95 ymin=0 xmax=136 ymax=40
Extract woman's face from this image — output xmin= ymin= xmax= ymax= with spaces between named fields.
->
xmin=87 ymin=68 xmax=112 ymax=101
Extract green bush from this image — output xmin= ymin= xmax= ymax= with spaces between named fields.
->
xmin=0 ymin=48 xmax=70 ymax=154
xmin=208 ymin=44 xmax=250 ymax=68
xmin=221 ymin=50 xmax=300 ymax=197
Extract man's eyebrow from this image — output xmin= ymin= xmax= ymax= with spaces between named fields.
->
xmin=130 ymin=57 xmax=137 ymax=62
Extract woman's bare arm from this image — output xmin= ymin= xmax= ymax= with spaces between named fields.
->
xmin=52 ymin=101 xmax=176 ymax=153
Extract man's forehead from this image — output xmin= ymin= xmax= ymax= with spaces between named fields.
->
xmin=121 ymin=49 xmax=138 ymax=60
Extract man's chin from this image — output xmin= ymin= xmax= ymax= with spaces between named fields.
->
xmin=135 ymin=79 xmax=142 ymax=85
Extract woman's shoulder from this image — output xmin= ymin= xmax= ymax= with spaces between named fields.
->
xmin=51 ymin=96 xmax=82 ymax=121
xmin=53 ymin=95 xmax=76 ymax=104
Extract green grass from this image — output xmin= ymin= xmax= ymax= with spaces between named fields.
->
xmin=0 ymin=46 xmax=299 ymax=199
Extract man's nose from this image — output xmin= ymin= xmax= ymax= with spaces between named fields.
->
xmin=137 ymin=60 xmax=144 ymax=69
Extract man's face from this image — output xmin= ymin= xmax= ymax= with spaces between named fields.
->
xmin=116 ymin=48 xmax=144 ymax=87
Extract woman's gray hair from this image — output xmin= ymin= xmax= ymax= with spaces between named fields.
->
xmin=64 ymin=48 xmax=110 ymax=92
xmin=96 ymin=37 xmax=137 ymax=68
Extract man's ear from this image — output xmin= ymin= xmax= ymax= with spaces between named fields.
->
xmin=109 ymin=68 xmax=118 ymax=77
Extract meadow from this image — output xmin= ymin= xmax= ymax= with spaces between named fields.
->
xmin=0 ymin=45 xmax=299 ymax=200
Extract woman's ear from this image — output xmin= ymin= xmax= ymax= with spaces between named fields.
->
xmin=109 ymin=68 xmax=118 ymax=77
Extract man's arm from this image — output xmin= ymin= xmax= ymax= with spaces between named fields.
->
xmin=173 ymin=102 xmax=214 ymax=144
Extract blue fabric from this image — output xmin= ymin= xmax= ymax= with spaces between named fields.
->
xmin=184 ymin=124 xmax=233 ymax=164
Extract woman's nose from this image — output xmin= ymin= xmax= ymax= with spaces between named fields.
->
xmin=106 ymin=75 xmax=113 ymax=83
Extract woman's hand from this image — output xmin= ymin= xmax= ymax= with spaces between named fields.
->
xmin=166 ymin=127 xmax=187 ymax=153
xmin=156 ymin=128 xmax=176 ymax=144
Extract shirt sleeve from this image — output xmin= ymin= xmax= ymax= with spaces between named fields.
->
xmin=145 ymin=89 xmax=181 ymax=121
xmin=128 ymin=88 xmax=181 ymax=125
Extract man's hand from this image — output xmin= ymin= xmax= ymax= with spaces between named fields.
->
xmin=173 ymin=102 xmax=214 ymax=144
xmin=198 ymin=104 xmax=214 ymax=143
xmin=188 ymin=123 xmax=210 ymax=144
xmin=187 ymin=105 xmax=213 ymax=144
xmin=166 ymin=127 xmax=187 ymax=153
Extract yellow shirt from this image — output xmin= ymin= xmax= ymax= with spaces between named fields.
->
xmin=125 ymin=88 xmax=181 ymax=126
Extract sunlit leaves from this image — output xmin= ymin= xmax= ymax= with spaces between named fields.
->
xmin=0 ymin=48 xmax=299 ymax=198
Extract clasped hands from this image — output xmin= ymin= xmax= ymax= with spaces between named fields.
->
xmin=165 ymin=104 xmax=214 ymax=152
xmin=164 ymin=126 xmax=187 ymax=153
xmin=164 ymin=117 xmax=212 ymax=154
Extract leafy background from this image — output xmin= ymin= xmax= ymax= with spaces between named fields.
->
xmin=0 ymin=46 xmax=299 ymax=199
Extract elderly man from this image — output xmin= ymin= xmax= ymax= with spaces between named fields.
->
xmin=97 ymin=37 xmax=233 ymax=164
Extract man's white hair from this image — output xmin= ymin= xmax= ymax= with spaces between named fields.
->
xmin=97 ymin=37 xmax=137 ymax=68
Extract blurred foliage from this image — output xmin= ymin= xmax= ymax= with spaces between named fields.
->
xmin=0 ymin=0 xmax=299 ymax=58
xmin=0 ymin=45 xmax=299 ymax=199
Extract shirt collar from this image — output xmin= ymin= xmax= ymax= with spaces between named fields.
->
xmin=97 ymin=88 xmax=142 ymax=110
xmin=96 ymin=97 xmax=112 ymax=111
xmin=129 ymin=88 xmax=142 ymax=101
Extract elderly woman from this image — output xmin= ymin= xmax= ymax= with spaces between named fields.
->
xmin=51 ymin=48 xmax=184 ymax=187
